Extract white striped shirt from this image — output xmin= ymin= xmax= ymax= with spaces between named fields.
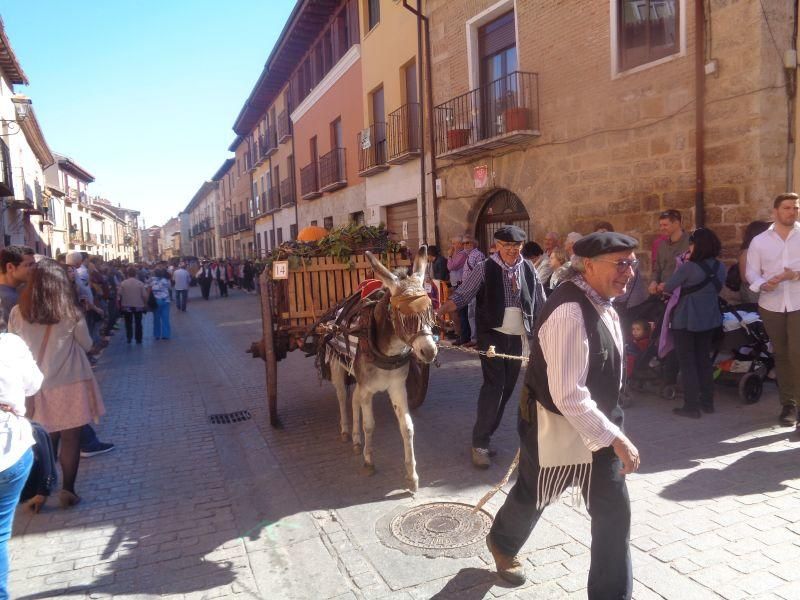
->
xmin=538 ymin=297 xmax=624 ymax=452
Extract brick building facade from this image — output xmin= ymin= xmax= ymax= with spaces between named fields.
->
xmin=427 ymin=0 xmax=795 ymax=265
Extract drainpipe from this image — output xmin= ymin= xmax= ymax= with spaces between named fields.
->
xmin=290 ymin=119 xmax=299 ymax=238
xmin=403 ymin=0 xmax=439 ymax=247
xmin=268 ymin=149 xmax=276 ymax=252
xmin=695 ymin=0 xmax=706 ymax=227
xmin=787 ymin=0 xmax=798 ymax=191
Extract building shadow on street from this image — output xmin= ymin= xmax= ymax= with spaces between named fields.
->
xmin=659 ymin=446 xmax=800 ymax=502
xmin=429 ymin=567 xmax=501 ymax=599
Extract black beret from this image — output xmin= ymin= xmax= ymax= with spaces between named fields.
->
xmin=573 ymin=232 xmax=638 ymax=258
xmin=493 ymin=225 xmax=527 ymax=242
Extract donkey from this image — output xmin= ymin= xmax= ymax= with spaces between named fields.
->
xmin=327 ymin=248 xmax=438 ymax=491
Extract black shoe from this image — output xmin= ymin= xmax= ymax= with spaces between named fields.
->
xmin=80 ymin=441 xmax=115 ymax=458
xmin=779 ymin=405 xmax=797 ymax=426
xmin=701 ymin=405 xmax=715 ymax=414
xmin=673 ymin=407 xmax=701 ymax=419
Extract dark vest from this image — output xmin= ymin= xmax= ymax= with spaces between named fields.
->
xmin=525 ymin=281 xmax=623 ymax=428
xmin=475 ymin=258 xmax=539 ymax=336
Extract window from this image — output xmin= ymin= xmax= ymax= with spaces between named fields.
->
xmin=324 ymin=216 xmax=334 ymax=230
xmin=618 ymin=0 xmax=679 ymax=71
xmin=277 ymin=228 xmax=284 ymax=244
xmin=351 ymin=211 xmax=365 ymax=225
xmin=269 ymin=229 xmax=276 ymax=250
xmin=290 ymin=224 xmax=298 ymax=240
xmin=367 ymin=0 xmax=380 ymax=30
xmin=310 ymin=220 xmax=318 ymax=227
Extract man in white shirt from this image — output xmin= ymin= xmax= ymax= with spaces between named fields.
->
xmin=485 ymin=232 xmax=640 ymax=597
xmin=172 ymin=263 xmax=192 ymax=312
xmin=746 ymin=192 xmax=800 ymax=427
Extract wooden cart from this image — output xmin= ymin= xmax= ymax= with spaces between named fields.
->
xmin=252 ymin=253 xmax=430 ymax=427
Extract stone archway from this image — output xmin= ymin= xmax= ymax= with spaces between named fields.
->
xmin=475 ymin=189 xmax=530 ymax=253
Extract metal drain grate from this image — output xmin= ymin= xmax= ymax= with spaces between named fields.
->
xmin=208 ymin=410 xmax=252 ymax=425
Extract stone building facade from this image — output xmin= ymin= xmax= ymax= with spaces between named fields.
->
xmin=426 ymin=0 xmax=795 ymax=264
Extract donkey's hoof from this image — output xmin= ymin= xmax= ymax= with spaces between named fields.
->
xmin=362 ymin=463 xmax=376 ymax=476
xmin=340 ymin=432 xmax=351 ymax=443
xmin=352 ymin=443 xmax=363 ymax=455
xmin=406 ymin=476 xmax=419 ymax=492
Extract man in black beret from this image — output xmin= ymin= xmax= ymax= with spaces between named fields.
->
xmin=485 ymin=231 xmax=641 ymax=599
xmin=438 ymin=225 xmax=545 ymax=469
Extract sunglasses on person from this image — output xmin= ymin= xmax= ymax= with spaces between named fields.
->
xmin=592 ymin=258 xmax=639 ymax=272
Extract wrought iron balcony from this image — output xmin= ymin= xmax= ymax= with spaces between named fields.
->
xmin=434 ymin=71 xmax=540 ymax=159
xmin=262 ymin=128 xmax=278 ymax=159
xmin=277 ymin=109 xmax=292 ymax=143
xmin=357 ymin=123 xmax=389 ymax=177
xmin=300 ymin=162 xmax=320 ymax=200
xmin=279 ymin=176 xmax=295 ymax=206
xmin=237 ymin=213 xmax=249 ymax=231
xmin=69 ymin=228 xmax=83 ymax=244
xmin=319 ymin=148 xmax=346 ymax=192
xmin=268 ymin=186 xmax=280 ymax=212
xmin=387 ymin=103 xmax=421 ymax=165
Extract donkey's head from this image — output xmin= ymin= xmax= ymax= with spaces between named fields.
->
xmin=366 ymin=248 xmax=438 ymax=364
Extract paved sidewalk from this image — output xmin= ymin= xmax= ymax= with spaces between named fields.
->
xmin=8 ymin=287 xmax=800 ymax=599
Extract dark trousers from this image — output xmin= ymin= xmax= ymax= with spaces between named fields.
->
xmin=175 ymin=290 xmax=188 ymax=311
xmin=458 ymin=306 xmax=471 ymax=343
xmin=79 ymin=424 xmax=99 ymax=450
xmin=760 ymin=308 xmax=800 ymax=406
xmin=199 ymin=280 xmax=211 ymax=300
xmin=123 ymin=311 xmax=143 ymax=343
xmin=490 ymin=416 xmax=632 ymax=600
xmin=673 ymin=328 xmax=715 ymax=410
xmin=473 ymin=330 xmax=522 ymax=448
xmin=217 ymin=280 xmax=228 ymax=297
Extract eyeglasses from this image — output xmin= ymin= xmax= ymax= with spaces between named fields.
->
xmin=496 ymin=241 xmax=523 ymax=249
xmin=593 ymin=258 xmax=639 ymax=273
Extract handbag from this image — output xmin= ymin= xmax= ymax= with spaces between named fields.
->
xmin=147 ymin=290 xmax=158 ymax=311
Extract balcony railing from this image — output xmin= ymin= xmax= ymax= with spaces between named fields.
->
xmin=237 ymin=213 xmax=249 ymax=232
xmin=434 ymin=71 xmax=540 ymax=158
xmin=87 ymin=233 xmax=98 ymax=245
xmin=388 ymin=103 xmax=421 ymax=164
xmin=300 ymin=162 xmax=321 ymax=200
xmin=319 ymin=147 xmax=346 ymax=192
xmin=268 ymin=186 xmax=280 ymax=212
xmin=263 ymin=128 xmax=277 ymax=159
xmin=357 ymin=123 xmax=389 ymax=177
xmin=279 ymin=176 xmax=295 ymax=206
xmin=277 ymin=109 xmax=292 ymax=143
xmin=69 ymin=228 xmax=83 ymax=244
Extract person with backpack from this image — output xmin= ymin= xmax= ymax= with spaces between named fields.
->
xmin=663 ymin=228 xmax=727 ymax=418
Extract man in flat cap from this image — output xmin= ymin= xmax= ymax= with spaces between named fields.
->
xmin=438 ymin=225 xmax=545 ymax=469
xmin=485 ymin=231 xmax=641 ymax=599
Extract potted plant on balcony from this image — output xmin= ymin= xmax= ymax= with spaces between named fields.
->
xmin=502 ymin=92 xmax=529 ymax=132
xmin=447 ymin=127 xmax=471 ymax=150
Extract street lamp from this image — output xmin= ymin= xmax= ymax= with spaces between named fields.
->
xmin=1 ymin=95 xmax=33 ymax=135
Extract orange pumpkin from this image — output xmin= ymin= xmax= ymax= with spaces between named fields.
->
xmin=297 ymin=226 xmax=328 ymax=243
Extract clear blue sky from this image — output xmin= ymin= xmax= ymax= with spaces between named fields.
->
xmin=3 ymin=0 xmax=296 ymax=227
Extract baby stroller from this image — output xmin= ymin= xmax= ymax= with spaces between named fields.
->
xmin=712 ymin=299 xmax=774 ymax=403
xmin=621 ymin=295 xmax=679 ymax=402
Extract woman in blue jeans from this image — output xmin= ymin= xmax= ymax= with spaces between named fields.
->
xmin=0 ymin=326 xmax=43 ymax=598
xmin=664 ymin=228 xmax=727 ymax=418
xmin=148 ymin=269 xmax=172 ymax=340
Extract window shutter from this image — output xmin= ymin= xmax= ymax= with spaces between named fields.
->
xmin=479 ymin=11 xmax=515 ymax=58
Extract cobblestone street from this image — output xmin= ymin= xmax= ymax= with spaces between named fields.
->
xmin=8 ymin=288 xmax=800 ymax=600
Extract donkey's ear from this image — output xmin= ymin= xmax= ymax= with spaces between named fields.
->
xmin=366 ymin=251 xmax=398 ymax=290
xmin=412 ymin=246 xmax=428 ymax=279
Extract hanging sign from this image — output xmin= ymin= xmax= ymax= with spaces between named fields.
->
xmin=473 ymin=165 xmax=489 ymax=189
xmin=359 ymin=128 xmax=371 ymax=150
xmin=402 ymin=221 xmax=409 ymax=240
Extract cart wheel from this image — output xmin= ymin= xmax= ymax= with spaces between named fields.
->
xmin=661 ymin=384 xmax=678 ymax=401
xmin=739 ymin=372 xmax=763 ymax=404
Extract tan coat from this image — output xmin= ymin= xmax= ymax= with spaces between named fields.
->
xmin=8 ymin=307 xmax=94 ymax=389
xmin=119 ymin=277 xmax=148 ymax=310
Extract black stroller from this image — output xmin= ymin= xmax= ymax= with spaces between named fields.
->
xmin=712 ymin=299 xmax=774 ymax=403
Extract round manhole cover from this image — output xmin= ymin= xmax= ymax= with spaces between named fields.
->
xmin=377 ymin=502 xmax=493 ymax=558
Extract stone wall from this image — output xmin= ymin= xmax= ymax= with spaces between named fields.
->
xmin=427 ymin=0 xmax=795 ymax=267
